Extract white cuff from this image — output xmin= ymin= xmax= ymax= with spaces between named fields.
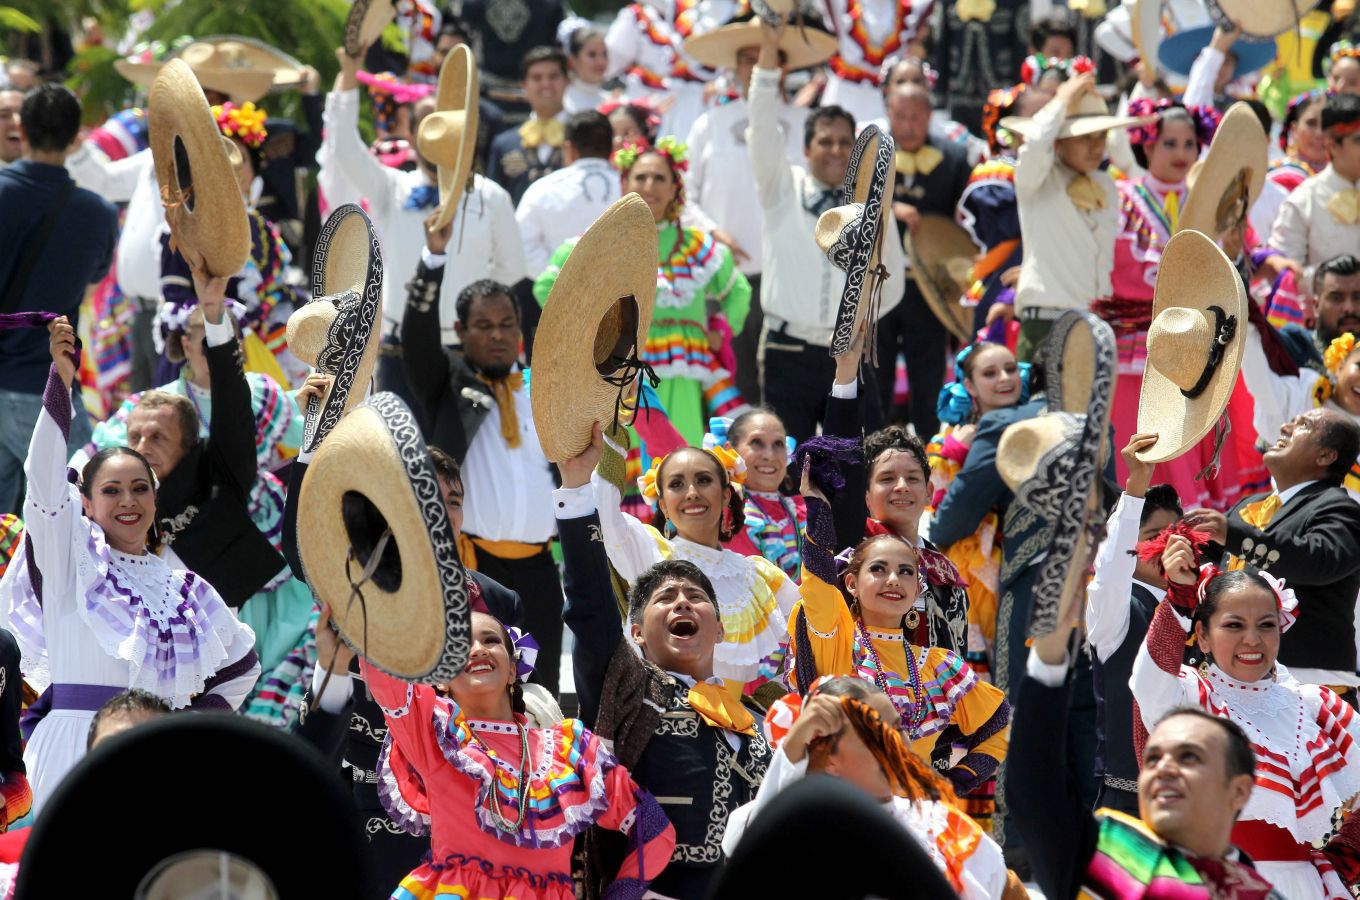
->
xmin=554 ymin=484 xmax=597 ymax=519
xmin=310 ymin=662 xmax=354 ymax=713
xmin=1026 ymin=647 xmax=1070 ymax=687
xmin=421 ymin=246 xmax=448 ymax=268
xmin=830 ymin=379 xmax=858 ymax=400
xmin=202 ymin=315 xmax=235 ymax=348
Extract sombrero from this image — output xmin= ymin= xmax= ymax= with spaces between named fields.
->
xmin=1206 ymin=0 xmax=1316 ymax=40
xmin=417 ymin=44 xmax=480 ymax=232
xmin=1177 ymin=102 xmax=1267 ymax=236
xmin=1159 ymin=25 xmax=1279 ymax=78
xmin=998 ymin=310 xmax=1116 ymax=638
xmin=117 ymin=39 xmax=277 ymax=103
xmin=1001 ymin=88 xmax=1156 ymax=141
xmin=298 ymin=392 xmax=473 ymax=682
xmin=345 ymin=0 xmax=398 ymax=58
xmin=1134 ymin=230 xmax=1246 ymax=464
xmin=286 ymin=203 xmax=383 ymax=455
xmin=683 ymin=19 xmax=838 ymax=71
xmin=148 ymin=58 xmax=251 ymax=279
xmin=531 ymin=193 xmax=658 ymax=462
xmin=196 ymin=35 xmax=307 ymax=92
xmin=815 ymin=124 xmax=895 ymax=358
xmin=905 ymin=215 xmax=979 ymax=342
xmin=16 ymin=715 xmax=376 ymax=897
xmin=1130 ymin=0 xmax=1163 ymax=76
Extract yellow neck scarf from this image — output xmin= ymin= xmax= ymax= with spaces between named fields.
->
xmin=688 ymin=682 xmax=756 ymax=736
xmin=1067 ymin=174 xmax=1107 ymax=212
xmin=1327 ymin=189 xmax=1360 ymax=226
xmin=1239 ymin=492 xmax=1282 ymax=530
xmin=895 ymin=145 xmax=944 ymax=178
xmin=1162 ymin=189 xmax=1180 ymax=233
xmin=477 ymin=371 xmax=524 ymax=449
xmin=519 ymin=117 xmax=564 ymax=150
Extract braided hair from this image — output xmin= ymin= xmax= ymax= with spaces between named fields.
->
xmin=807 ymin=696 xmax=956 ymax=806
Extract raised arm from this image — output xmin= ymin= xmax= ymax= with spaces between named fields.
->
xmin=789 ymin=494 xmax=856 ymax=688
xmin=402 ymin=216 xmax=455 ymax=430
xmin=359 ymin=658 xmax=450 ymax=780
xmin=1085 ymin=493 xmax=1144 ymax=663
xmin=1015 ymin=75 xmax=1091 ymax=198
xmin=1130 ymin=536 xmax=1200 ymax=743
xmin=200 ymin=275 xmax=259 ymax=501
xmin=64 ymin=145 xmax=151 ymax=204
xmin=589 ymin=432 xmax=667 ymax=583
xmin=1240 ymin=323 xmax=1315 ymax=445
xmin=22 ymin=323 xmax=82 ymax=590
xmin=321 ymin=47 xmax=404 ymax=206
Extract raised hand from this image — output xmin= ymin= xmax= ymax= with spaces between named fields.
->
xmin=47 ymin=316 xmax=77 ymax=386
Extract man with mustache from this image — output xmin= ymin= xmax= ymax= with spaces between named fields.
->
xmin=1274 ymin=255 xmax=1360 ymax=368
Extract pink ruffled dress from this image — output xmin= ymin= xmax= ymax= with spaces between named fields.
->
xmin=363 ymin=662 xmax=675 ymax=899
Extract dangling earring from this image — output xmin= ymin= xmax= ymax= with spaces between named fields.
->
xmin=1269 ymin=664 xmax=1278 ymax=682
xmin=1198 ymin=653 xmax=1213 ymax=677
xmin=721 ymin=505 xmax=733 ymax=538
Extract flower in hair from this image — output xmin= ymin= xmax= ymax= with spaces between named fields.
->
xmin=981 ymin=83 xmax=1024 ymax=151
xmin=212 ymin=101 xmax=268 ymax=149
xmin=637 ymin=445 xmax=746 ymax=502
xmin=654 ymin=136 xmax=689 ymax=171
xmin=1018 ymin=54 xmax=1093 ymax=87
xmin=610 ymin=140 xmax=644 ymax=173
xmin=506 ymin=626 xmax=539 ymax=682
xmin=1254 ymin=569 xmax=1298 ymax=632
xmin=1330 ymin=40 xmax=1360 ymax=71
xmin=1324 ymin=332 xmax=1357 ymax=376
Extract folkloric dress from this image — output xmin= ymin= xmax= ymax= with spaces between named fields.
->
xmin=1100 ymin=174 xmax=1268 ymax=509
xmin=821 ymin=0 xmax=934 ymax=127
xmin=1260 ymin=155 xmax=1324 ymax=330
xmin=363 ymin=663 xmax=675 ymax=899
xmin=956 ymin=153 xmax=1022 ymax=343
xmin=0 ymin=366 xmax=260 ymax=813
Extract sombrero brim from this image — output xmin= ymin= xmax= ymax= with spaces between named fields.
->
xmin=905 ymin=215 xmax=979 ymax=343
xmin=1130 ymin=0 xmax=1162 ymax=75
xmin=288 ymin=203 xmax=383 ymax=455
xmin=1001 ymin=111 xmax=1158 ymax=141
xmin=116 ymin=58 xmax=276 ymax=103
xmin=424 ymin=44 xmax=480 ymax=232
xmin=1207 ymin=0 xmax=1315 ymax=40
xmin=1177 ymin=102 xmax=1267 ymax=236
xmin=198 ymin=35 xmax=309 ymax=91
xmin=345 ymin=0 xmax=397 ymax=58
xmin=1135 ymin=230 xmax=1246 ymax=464
xmin=1008 ymin=314 xmax=1117 ymax=638
xmin=530 ymin=193 xmax=658 ymax=463
xmin=683 ymin=21 xmax=838 ymax=71
xmin=825 ymin=125 xmax=894 ymax=357
xmin=17 ymin=716 xmax=376 ymax=897
xmin=298 ymin=393 xmax=472 ymax=682
xmin=147 ymin=58 xmax=251 ymax=278
xmin=1159 ymin=25 xmax=1279 ymax=77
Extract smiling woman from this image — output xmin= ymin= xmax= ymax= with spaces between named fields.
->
xmin=1130 ymin=533 xmax=1360 ymax=898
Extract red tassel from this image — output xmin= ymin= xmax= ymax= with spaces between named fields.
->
xmin=1135 ymin=521 xmax=1212 ymax=574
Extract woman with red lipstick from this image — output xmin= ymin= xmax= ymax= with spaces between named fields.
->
xmin=1131 ymin=533 xmax=1360 ymax=898
xmin=362 ymin=609 xmax=675 ymax=899
xmin=0 ymin=314 xmax=260 ymax=814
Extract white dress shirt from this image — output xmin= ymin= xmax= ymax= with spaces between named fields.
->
xmin=748 ymin=66 xmax=903 ymax=346
xmin=461 ymin=377 xmax=556 ymax=544
xmin=1014 ymin=96 xmax=1120 ymax=312
xmin=1086 ymin=494 xmax=1169 ymax=664
xmin=319 ymin=88 xmax=527 ymax=343
xmin=686 ymin=96 xmax=805 ymax=276
xmin=1267 ymin=164 xmax=1360 ymax=288
xmin=515 ymin=156 xmax=620 ymax=277
xmin=65 ymin=145 xmax=163 ymax=300
xmin=564 ymin=80 xmax=609 ymax=113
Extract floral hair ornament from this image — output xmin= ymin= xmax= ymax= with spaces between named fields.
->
xmin=637 ymin=443 xmax=747 ymax=502
xmin=1329 ymin=40 xmax=1360 ymax=72
xmin=506 ymin=626 xmax=539 ymax=682
xmin=936 ymin=345 xmax=1033 ymax=426
xmin=211 ymin=101 xmax=268 ymax=149
xmin=598 ymin=98 xmax=663 ymax=144
xmin=1126 ymin=99 xmax=1221 ymax=148
xmin=1323 ymin=332 xmax=1358 ymax=376
xmin=981 ymin=83 xmax=1025 ymax=152
xmin=877 ymin=57 xmax=938 ymax=89
xmin=1018 ymin=53 xmax=1093 ymax=87
xmin=1188 ymin=563 xmax=1298 ymax=633
xmin=704 ymin=415 xmax=796 ymax=455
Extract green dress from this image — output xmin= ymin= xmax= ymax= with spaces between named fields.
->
xmin=534 ymin=221 xmax=752 ymax=445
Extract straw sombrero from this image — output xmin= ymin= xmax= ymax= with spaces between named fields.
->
xmin=750 ymin=0 xmax=796 ymax=24
xmin=345 ymin=0 xmax=398 ymax=58
xmin=683 ymin=19 xmax=837 ymax=71
xmin=1177 ymin=102 xmax=1267 ymax=237
xmin=1134 ymin=230 xmax=1246 ymax=464
xmin=816 ymin=124 xmax=895 ymax=358
xmin=117 ymin=39 xmax=277 ymax=103
xmin=1206 ymin=0 xmax=1316 ymax=40
xmin=1130 ymin=0 xmax=1163 ymax=76
xmin=298 ymin=392 xmax=473 ymax=682
xmin=905 ymin=215 xmax=979 ymax=343
xmin=1159 ymin=25 xmax=1279 ymax=78
xmin=531 ymin=193 xmax=659 ymax=462
xmin=417 ymin=45 xmax=480 ymax=232
xmin=998 ymin=310 xmax=1116 ymax=638
xmin=148 ymin=59 xmax=251 ymax=279
xmin=197 ymin=35 xmax=307 ymax=92
xmin=18 ymin=716 xmax=376 ymax=897
xmin=286 ymin=203 xmax=383 ymax=454
xmin=1001 ymin=88 xmax=1156 ymax=141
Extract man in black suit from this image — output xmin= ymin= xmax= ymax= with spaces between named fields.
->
xmin=486 ymin=46 xmax=568 ymax=206
xmin=123 ymin=273 xmax=284 ymax=610
xmin=1186 ymin=408 xmax=1360 ymax=697
xmin=878 ymin=81 xmax=971 ymax=436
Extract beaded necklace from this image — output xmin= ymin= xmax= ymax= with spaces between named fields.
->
xmin=465 ymin=721 xmax=533 ymax=834
xmin=855 ymin=620 xmax=928 ymax=736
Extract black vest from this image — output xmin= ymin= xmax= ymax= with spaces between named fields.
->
xmin=1092 ymin=584 xmax=1160 ymax=795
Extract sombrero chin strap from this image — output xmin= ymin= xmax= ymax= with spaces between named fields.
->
xmin=310 ymin=528 xmax=394 ymax=712
xmin=863 ymin=261 xmax=889 ymax=369
xmin=605 ymin=351 xmax=661 ymax=433
xmin=1196 ymin=414 xmax=1231 ymax=482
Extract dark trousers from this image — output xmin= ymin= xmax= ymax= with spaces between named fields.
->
xmin=733 ymin=273 xmax=763 ymax=406
xmin=760 ymin=326 xmax=884 ymax=444
xmin=469 ymin=543 xmax=564 ymax=697
xmin=875 ymin=279 xmax=948 ymax=438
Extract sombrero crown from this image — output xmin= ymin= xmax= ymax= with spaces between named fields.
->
xmin=1177 ymin=102 xmax=1267 ymax=237
xmin=417 ymin=44 xmax=480 ymax=231
xmin=286 ymin=204 xmax=383 ymax=454
xmin=531 ymin=193 xmax=659 ymax=462
xmin=1001 ymin=88 xmax=1156 ymax=141
xmin=298 ymin=392 xmax=472 ymax=682
xmin=147 ymin=58 xmax=251 ymax=279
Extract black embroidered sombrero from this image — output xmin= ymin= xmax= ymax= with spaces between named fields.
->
xmin=815 ymin=124 xmax=895 ymax=358
xmin=298 ymin=392 xmax=472 ymax=682
xmin=18 ymin=715 xmax=376 ymax=897
xmin=344 ymin=0 xmax=396 ymax=58
xmin=998 ymin=311 xmax=1116 ymax=637
xmin=285 ymin=203 xmax=383 ymax=454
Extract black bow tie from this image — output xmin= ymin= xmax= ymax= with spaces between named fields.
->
xmin=805 ymin=186 xmax=839 ymax=218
